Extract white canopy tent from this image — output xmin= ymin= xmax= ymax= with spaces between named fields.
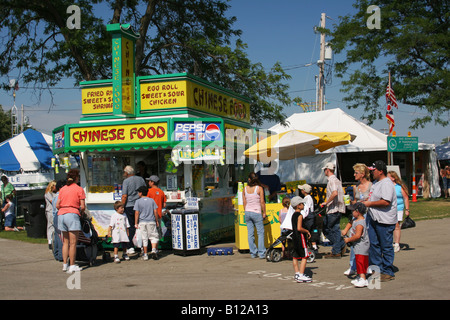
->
xmin=269 ymin=108 xmax=440 ymax=197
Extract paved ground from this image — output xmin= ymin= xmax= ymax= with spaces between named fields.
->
xmin=1 ymin=217 xmax=449 ymax=304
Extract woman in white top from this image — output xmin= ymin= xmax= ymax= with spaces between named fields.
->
xmin=45 ymin=181 xmax=57 ymax=249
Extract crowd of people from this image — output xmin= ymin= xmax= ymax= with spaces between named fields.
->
xmin=243 ymin=160 xmax=410 ymax=288
xmin=1 ymin=157 xmax=446 ymax=286
xmin=42 ymin=166 xmax=167 ymax=273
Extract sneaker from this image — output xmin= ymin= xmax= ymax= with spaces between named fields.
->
xmin=114 ymin=257 xmax=121 ymax=263
xmin=142 ymin=253 xmax=149 ymax=261
xmin=353 ymin=277 xmax=368 ymax=288
xmin=66 ymin=265 xmax=82 ymax=273
xmin=150 ymin=251 xmax=158 ymax=260
xmin=295 ymin=273 xmax=312 ymax=283
xmin=393 ymin=243 xmax=400 ymax=253
xmin=126 ymin=248 xmax=135 ymax=255
xmin=62 ymin=264 xmax=68 ymax=272
xmin=344 ymin=268 xmax=357 ymax=276
xmin=351 ymin=276 xmax=360 ymax=285
xmin=123 ymin=254 xmax=130 ymax=261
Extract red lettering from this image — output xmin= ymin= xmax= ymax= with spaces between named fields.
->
xmin=108 ymin=129 xmax=116 ymax=141
xmin=137 ymin=128 xmax=146 ymax=139
xmin=157 ymin=126 xmax=165 ymax=138
xmin=101 ymin=130 xmax=108 ymax=141
xmin=117 ymin=129 xmax=125 ymax=140
xmin=73 ymin=131 xmax=79 ymax=143
xmin=147 ymin=127 xmax=156 ymax=139
xmin=130 ymin=127 xmax=137 ymax=139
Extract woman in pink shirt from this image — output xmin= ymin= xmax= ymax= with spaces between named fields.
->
xmin=56 ymin=169 xmax=86 ymax=273
xmin=243 ymin=172 xmax=266 ymax=258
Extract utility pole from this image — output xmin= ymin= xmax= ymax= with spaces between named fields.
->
xmin=317 ymin=12 xmax=326 ymax=111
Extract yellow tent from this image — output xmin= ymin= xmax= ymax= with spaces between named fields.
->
xmin=244 ymin=130 xmax=356 ymax=162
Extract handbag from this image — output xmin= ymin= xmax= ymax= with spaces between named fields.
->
xmin=401 ymin=215 xmax=416 ymax=229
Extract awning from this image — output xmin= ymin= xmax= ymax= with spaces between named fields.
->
xmin=0 ymin=129 xmax=53 ymax=171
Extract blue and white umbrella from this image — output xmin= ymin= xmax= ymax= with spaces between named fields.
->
xmin=0 ymin=129 xmax=53 ymax=172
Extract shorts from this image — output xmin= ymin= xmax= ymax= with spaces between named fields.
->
xmin=139 ymin=221 xmax=159 ymax=246
xmin=4 ymin=214 xmax=16 ymax=227
xmin=113 ymin=242 xmax=128 ymax=249
xmin=355 ymin=254 xmax=369 ymax=275
xmin=58 ymin=213 xmax=81 ymax=232
xmin=291 ymin=233 xmax=309 ymax=260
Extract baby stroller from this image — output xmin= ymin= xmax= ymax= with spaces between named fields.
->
xmin=265 ymin=206 xmax=325 ymax=263
xmin=52 ymin=214 xmax=99 ymax=267
xmin=76 ymin=216 xmax=99 ymax=266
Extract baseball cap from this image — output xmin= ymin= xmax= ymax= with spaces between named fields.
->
xmin=146 ymin=175 xmax=160 ymax=183
xmin=290 ymin=196 xmax=306 ymax=208
xmin=298 ymin=184 xmax=312 ymax=193
xmin=322 ymin=162 xmax=335 ymax=170
xmin=368 ymin=160 xmax=387 ymax=174
xmin=136 ymin=186 xmax=148 ymax=194
xmin=347 ymin=202 xmax=367 ymax=214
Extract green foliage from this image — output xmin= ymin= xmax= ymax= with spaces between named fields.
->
xmin=0 ymin=0 xmax=295 ymax=125
xmin=0 ymin=105 xmax=12 ymax=142
xmin=330 ymin=0 xmax=449 ymax=129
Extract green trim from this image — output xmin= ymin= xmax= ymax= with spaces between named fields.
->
xmin=80 ymin=79 xmax=112 ymax=87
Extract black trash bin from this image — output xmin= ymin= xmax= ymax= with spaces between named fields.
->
xmin=21 ymin=195 xmax=47 ymax=238
xmin=171 ymin=209 xmax=201 ymax=256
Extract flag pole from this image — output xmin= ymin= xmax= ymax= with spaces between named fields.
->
xmin=387 ymin=71 xmax=392 ymax=165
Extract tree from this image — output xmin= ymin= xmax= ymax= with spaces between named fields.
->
xmin=0 ymin=0 xmax=294 ymax=126
xmin=0 ymin=105 xmax=12 ymax=142
xmin=329 ymin=0 xmax=449 ymax=128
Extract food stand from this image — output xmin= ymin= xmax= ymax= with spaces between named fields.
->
xmin=52 ymin=23 xmax=265 ymax=248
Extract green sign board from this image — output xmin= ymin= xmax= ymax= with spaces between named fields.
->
xmin=387 ymin=136 xmax=419 ymax=152
xmin=106 ymin=23 xmax=140 ymax=117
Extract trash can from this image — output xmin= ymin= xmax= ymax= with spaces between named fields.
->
xmin=21 ymin=195 xmax=47 ymax=238
xmin=171 ymin=209 xmax=201 ymax=256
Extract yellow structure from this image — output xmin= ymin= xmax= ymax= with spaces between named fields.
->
xmin=234 ymin=203 xmax=284 ymax=251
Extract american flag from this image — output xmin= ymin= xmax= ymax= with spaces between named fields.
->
xmin=385 ymin=76 xmax=397 ymax=135
xmin=386 ymin=103 xmax=395 ymax=134
xmin=386 ymin=82 xmax=398 ymax=109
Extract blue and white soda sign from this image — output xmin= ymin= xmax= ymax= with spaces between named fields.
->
xmin=173 ymin=122 xmax=221 ymax=141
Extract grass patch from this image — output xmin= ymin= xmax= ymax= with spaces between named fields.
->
xmin=0 ymin=217 xmax=48 ymax=244
xmin=0 ymin=230 xmax=47 ymax=244
xmin=340 ymin=197 xmax=450 ymax=228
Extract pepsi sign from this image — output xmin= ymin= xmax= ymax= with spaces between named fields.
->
xmin=173 ymin=122 xmax=221 ymax=141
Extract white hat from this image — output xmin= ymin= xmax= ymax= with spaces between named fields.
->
xmin=298 ymin=184 xmax=312 ymax=193
xmin=322 ymin=162 xmax=335 ymax=170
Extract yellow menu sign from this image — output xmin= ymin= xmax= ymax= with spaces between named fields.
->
xmin=81 ymin=86 xmax=113 ymax=115
xmin=140 ymin=79 xmax=250 ymax=123
xmin=69 ymin=122 xmax=168 ymax=147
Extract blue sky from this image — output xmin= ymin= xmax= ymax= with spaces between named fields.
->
xmin=0 ymin=0 xmax=448 ymax=144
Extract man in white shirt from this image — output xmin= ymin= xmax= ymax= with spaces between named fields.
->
xmin=320 ymin=162 xmax=346 ymax=258
xmin=363 ymin=160 xmax=397 ymax=282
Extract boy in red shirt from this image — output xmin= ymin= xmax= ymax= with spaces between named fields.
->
xmin=146 ymin=175 xmax=166 ymax=239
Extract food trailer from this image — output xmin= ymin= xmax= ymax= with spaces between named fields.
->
xmin=52 ymin=23 xmax=266 ymax=248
